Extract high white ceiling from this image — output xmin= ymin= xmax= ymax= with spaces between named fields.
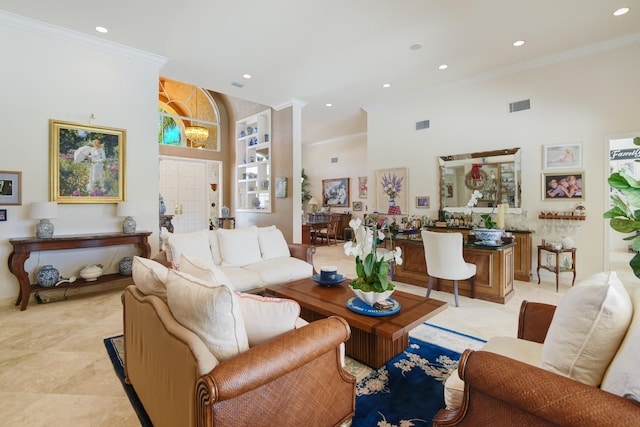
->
xmin=2 ymin=1 xmax=639 ymax=144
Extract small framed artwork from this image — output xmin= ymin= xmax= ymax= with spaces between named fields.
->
xmin=50 ymin=119 xmax=126 ymax=203
xmin=322 ymin=177 xmax=350 ymax=207
xmin=0 ymin=171 xmax=22 ymax=205
xmin=543 ymin=143 xmax=582 ymax=170
xmin=358 ymin=176 xmax=368 ymax=198
xmin=542 ymin=172 xmax=584 ymax=200
xmin=0 ymin=209 xmax=6 ymax=221
xmin=352 ymin=201 xmax=363 ymax=211
xmin=275 ymin=177 xmax=288 ymax=198
xmin=416 ymin=196 xmax=430 ymax=208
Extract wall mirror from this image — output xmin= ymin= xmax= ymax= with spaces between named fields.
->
xmin=439 ymin=148 xmax=521 ymax=213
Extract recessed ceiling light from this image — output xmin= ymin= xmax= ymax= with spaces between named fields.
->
xmin=438 ymin=64 xmax=448 ymax=70
xmin=95 ymin=26 xmax=108 ymax=34
xmin=613 ymin=7 xmax=630 ymax=16
xmin=242 ymin=74 xmax=252 ymax=79
xmin=513 ymin=40 xmax=525 ymax=47
xmin=382 ymin=83 xmax=391 ymax=88
xmin=325 ymin=103 xmax=332 ymax=107
xmin=409 ymin=43 xmax=423 ymax=51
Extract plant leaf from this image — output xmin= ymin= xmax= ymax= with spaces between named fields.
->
xmin=630 ymin=252 xmax=640 ymax=279
xmin=610 ymin=218 xmax=640 ymax=233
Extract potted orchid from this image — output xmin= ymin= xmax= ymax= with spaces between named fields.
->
xmin=344 ymin=217 xmax=403 ymax=306
xmin=466 ymin=190 xmax=503 ymax=243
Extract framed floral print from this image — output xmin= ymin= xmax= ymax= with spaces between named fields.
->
xmin=50 ymin=119 xmax=126 ymax=203
xmin=376 ymin=168 xmax=408 ymax=214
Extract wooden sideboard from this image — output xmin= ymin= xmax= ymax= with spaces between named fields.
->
xmin=391 ymin=236 xmax=515 ymax=304
xmin=8 ymin=231 xmax=151 ymax=310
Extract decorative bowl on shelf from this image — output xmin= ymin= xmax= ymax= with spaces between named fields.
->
xmin=80 ymin=264 xmax=103 ymax=281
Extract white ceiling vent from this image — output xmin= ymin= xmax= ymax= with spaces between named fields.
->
xmin=331 ymin=157 xmax=338 ymax=163
xmin=231 ymin=81 xmax=244 ymax=88
xmin=416 ymin=120 xmax=430 ymax=130
xmin=509 ymin=99 xmax=530 ymax=113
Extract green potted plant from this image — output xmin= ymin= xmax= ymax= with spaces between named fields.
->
xmin=603 ymin=136 xmax=640 ymax=278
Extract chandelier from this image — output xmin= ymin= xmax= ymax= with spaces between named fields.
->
xmin=185 ymin=125 xmax=209 ymax=141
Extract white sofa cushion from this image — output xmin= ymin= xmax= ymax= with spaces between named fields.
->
xmin=165 ymin=270 xmax=249 ymax=362
xmin=444 ymin=337 xmax=543 ymax=409
xmin=218 ymin=226 xmax=262 ymax=267
xmin=132 ymin=256 xmax=168 ymax=300
xmin=258 ymin=226 xmax=291 ymax=260
xmin=601 ymin=286 xmax=640 ymax=401
xmin=243 ymin=257 xmax=313 ymax=285
xmin=541 ymin=271 xmax=632 ymax=387
xmin=207 ymin=230 xmax=223 ymax=265
xmin=218 ymin=267 xmax=264 ymax=292
xmin=180 ymin=255 xmax=235 ymax=290
xmin=236 ymin=293 xmax=301 ymax=346
xmin=167 ymin=229 xmax=214 ymax=269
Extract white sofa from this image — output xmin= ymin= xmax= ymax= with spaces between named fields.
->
xmin=441 ymin=271 xmax=640 ymax=420
xmin=158 ymin=225 xmax=314 ymax=292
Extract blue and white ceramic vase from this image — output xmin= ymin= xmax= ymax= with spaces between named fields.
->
xmin=221 ymin=206 xmax=230 ymax=218
xmin=118 ymin=257 xmax=133 ymax=275
xmin=37 ymin=265 xmax=60 ymax=287
xmin=159 ymin=194 xmax=167 ymax=215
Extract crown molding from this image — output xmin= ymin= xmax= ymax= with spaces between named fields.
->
xmin=273 ymin=98 xmax=307 ymax=111
xmin=0 ymin=11 xmax=168 ymax=67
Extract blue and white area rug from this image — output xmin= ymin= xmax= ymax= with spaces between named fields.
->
xmin=347 ymin=323 xmax=486 ymax=427
xmin=104 ymin=323 xmax=484 ymax=427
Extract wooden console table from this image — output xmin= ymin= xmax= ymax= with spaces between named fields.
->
xmin=8 ymin=231 xmax=151 ymax=311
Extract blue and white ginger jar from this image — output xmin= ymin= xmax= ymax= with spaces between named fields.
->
xmin=37 ymin=265 xmax=60 ymax=287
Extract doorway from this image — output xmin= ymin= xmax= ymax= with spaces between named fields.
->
xmin=159 ymin=156 xmax=222 ymax=233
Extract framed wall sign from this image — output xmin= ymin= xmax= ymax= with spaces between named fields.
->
xmin=50 ymin=119 xmax=126 ymax=203
xmin=322 ymin=178 xmax=349 ymax=207
xmin=0 ymin=171 xmax=22 ymax=205
xmin=543 ymin=143 xmax=582 ymax=170
xmin=542 ymin=172 xmax=584 ymax=200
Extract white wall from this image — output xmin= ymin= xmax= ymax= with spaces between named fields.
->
xmin=0 ymin=15 xmax=165 ymax=304
xmin=302 ymin=134 xmax=367 ymax=220
xmin=366 ymin=43 xmax=640 ymax=281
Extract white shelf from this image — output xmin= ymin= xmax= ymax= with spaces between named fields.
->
xmin=236 ymin=109 xmax=272 ymax=213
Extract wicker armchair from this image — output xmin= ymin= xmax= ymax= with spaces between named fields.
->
xmin=433 ymin=301 xmax=640 ymax=426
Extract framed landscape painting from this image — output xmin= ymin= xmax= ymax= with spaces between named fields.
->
xmin=50 ymin=119 xmax=126 ymax=203
xmin=322 ymin=178 xmax=349 ymax=207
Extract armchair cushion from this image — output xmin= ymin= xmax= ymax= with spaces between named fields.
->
xmin=541 ymin=271 xmax=632 ymax=387
xmin=179 ymin=255 xmax=235 ymax=290
xmin=165 ymin=270 xmax=249 ymax=361
xmin=236 ymin=293 xmax=301 ymax=346
xmin=132 ymin=256 xmax=168 ymax=300
xmin=218 ymin=226 xmax=262 ymax=267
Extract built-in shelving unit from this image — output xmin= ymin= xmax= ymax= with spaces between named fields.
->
xmin=236 ymin=110 xmax=271 ymax=212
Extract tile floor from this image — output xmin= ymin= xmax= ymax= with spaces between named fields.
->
xmin=2 ymin=243 xmax=619 ymax=426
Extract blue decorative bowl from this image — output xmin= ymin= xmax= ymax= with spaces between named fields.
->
xmin=473 ymin=228 xmax=504 ymax=242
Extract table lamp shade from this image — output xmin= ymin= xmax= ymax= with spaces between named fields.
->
xmin=308 ymin=197 xmax=319 ymax=206
xmin=30 ymin=202 xmax=58 ymax=219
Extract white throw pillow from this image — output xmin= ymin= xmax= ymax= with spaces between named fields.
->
xmin=218 ymin=226 xmax=262 ymax=267
xmin=168 ymin=229 xmax=214 ymax=269
xmin=601 ymin=287 xmax=640 ymax=401
xmin=132 ymin=256 xmax=168 ymax=299
xmin=180 ymin=255 xmax=235 ymax=290
xmin=207 ymin=230 xmax=223 ymax=265
xmin=236 ymin=292 xmax=301 ymax=346
xmin=165 ymin=270 xmax=249 ymax=361
xmin=258 ymin=227 xmax=291 ymax=260
xmin=541 ymin=271 xmax=632 ymax=387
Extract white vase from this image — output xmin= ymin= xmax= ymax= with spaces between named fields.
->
xmin=352 ymin=288 xmax=394 ymax=306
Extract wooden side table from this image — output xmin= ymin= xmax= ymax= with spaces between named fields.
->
xmin=217 ymin=217 xmax=236 ymax=229
xmin=537 ymin=245 xmax=576 ymax=292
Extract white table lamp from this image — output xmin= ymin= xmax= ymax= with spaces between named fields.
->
xmin=309 ymin=197 xmax=319 ymax=213
xmin=117 ymin=202 xmax=138 ymax=234
xmin=30 ymin=202 xmax=58 ymax=239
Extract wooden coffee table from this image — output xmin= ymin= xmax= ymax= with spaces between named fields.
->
xmin=264 ymin=278 xmax=447 ymax=368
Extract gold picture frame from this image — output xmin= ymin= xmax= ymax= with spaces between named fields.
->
xmin=50 ymin=119 xmax=126 ymax=203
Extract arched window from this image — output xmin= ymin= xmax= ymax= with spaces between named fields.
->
xmin=158 ymin=78 xmax=220 ymax=151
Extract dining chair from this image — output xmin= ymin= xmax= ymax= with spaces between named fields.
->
xmin=421 ymin=230 xmax=476 ymax=307
xmin=319 ymin=215 xmax=340 ymax=245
